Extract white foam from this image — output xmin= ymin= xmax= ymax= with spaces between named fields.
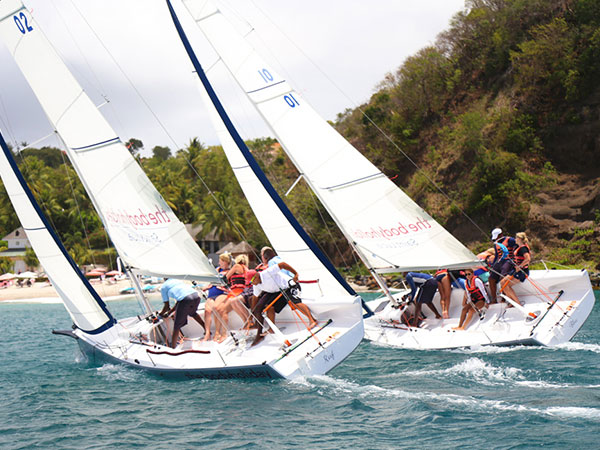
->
xmin=302 ymin=375 xmax=600 ymax=421
xmin=555 ymin=342 xmax=600 ymax=354
xmin=94 ymin=363 xmax=140 ymax=382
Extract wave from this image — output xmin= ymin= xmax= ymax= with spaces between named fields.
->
xmin=397 ymin=357 xmax=596 ymax=390
xmin=93 ymin=363 xmax=142 ymax=382
xmin=299 ymin=375 xmax=600 ymax=421
xmin=554 ymin=342 xmax=600 ymax=354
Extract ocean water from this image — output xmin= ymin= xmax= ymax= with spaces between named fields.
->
xmin=1 ymin=291 xmax=599 ymax=450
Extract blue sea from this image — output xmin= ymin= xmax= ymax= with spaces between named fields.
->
xmin=1 ymin=291 xmax=599 ymax=449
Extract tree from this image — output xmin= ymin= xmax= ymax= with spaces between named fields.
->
xmin=24 ymin=247 xmax=39 ymax=270
xmin=125 ymin=138 xmax=144 ymax=157
xmin=152 ymin=145 xmax=172 ymax=160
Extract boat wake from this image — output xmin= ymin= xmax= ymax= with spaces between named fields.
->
xmin=554 ymin=342 xmax=600 ymax=354
xmin=294 ymin=374 xmax=600 ymax=421
xmin=402 ymin=357 xmax=598 ymax=390
xmin=94 ymin=363 xmax=142 ymax=382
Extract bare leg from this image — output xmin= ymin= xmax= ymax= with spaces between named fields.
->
xmin=425 ymin=302 xmax=442 ymax=320
xmin=203 ymin=299 xmax=215 ymax=341
xmin=440 ymin=275 xmax=451 ymax=319
xmin=453 ymin=305 xmax=470 ymax=330
xmin=489 ymin=278 xmax=498 ymax=303
xmin=293 ymin=302 xmax=318 ymax=329
xmin=501 ymin=278 xmax=522 ymax=305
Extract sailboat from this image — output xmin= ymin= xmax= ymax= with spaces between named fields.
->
xmin=175 ymin=0 xmax=596 ymax=349
xmin=0 ymin=0 xmax=364 ymax=379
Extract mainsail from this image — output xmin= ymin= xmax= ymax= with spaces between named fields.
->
xmin=166 ymin=0 xmax=353 ymax=298
xmin=0 ymin=130 xmax=115 ymax=333
xmin=181 ymin=0 xmax=480 ymax=273
xmin=0 ymin=0 xmax=219 ymax=281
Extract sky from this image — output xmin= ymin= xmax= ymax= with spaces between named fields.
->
xmin=0 ymin=0 xmax=465 ymax=155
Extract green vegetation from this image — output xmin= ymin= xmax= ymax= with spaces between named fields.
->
xmin=335 ymin=0 xmax=600 ymax=267
xmin=0 ymin=0 xmax=598 ymax=271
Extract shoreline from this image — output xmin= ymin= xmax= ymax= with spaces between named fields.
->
xmin=0 ymin=279 xmax=135 ymax=303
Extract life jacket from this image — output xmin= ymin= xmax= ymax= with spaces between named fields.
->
xmin=514 ymin=244 xmax=530 ymax=268
xmin=492 ymin=242 xmax=508 ymax=264
xmin=228 ymin=265 xmax=248 ymax=289
xmin=498 ymin=236 xmax=516 ymax=260
xmin=465 ymin=276 xmax=486 ymax=303
xmin=435 ymin=269 xmax=447 ymax=277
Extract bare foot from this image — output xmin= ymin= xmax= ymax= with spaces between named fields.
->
xmin=435 ymin=315 xmax=442 ymax=319
xmin=251 ymin=333 xmax=264 ymax=347
xmin=202 ymin=333 xmax=211 ymax=341
xmin=452 ymin=326 xmax=464 ymax=330
xmin=443 ymin=312 xmax=450 ymax=319
xmin=216 ymin=335 xmax=227 ymax=343
xmin=309 ymin=320 xmax=318 ymax=329
xmin=212 ymin=334 xmax=222 ymax=342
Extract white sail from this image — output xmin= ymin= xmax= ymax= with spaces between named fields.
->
xmin=182 ymin=0 xmax=480 ymax=273
xmin=195 ymin=82 xmax=350 ymax=297
xmin=0 ymin=130 xmax=115 ymax=332
xmin=0 ymin=0 xmax=219 ymax=281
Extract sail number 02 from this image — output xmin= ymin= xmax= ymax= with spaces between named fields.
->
xmin=258 ymin=68 xmax=299 ymax=108
xmin=14 ymin=13 xmax=34 ymax=34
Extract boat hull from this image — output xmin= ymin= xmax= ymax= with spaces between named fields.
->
xmin=364 ymin=269 xmax=595 ymax=350
xmin=58 ymin=295 xmax=364 ymax=380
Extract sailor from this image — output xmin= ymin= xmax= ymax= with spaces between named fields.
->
xmin=249 ymin=261 xmax=317 ymax=345
xmin=499 ymin=232 xmax=531 ymax=307
xmin=160 ymin=278 xmax=205 ymax=348
xmin=479 ymin=228 xmax=509 ymax=303
xmin=452 ymin=268 xmax=491 ymax=330
xmin=411 ymin=276 xmax=443 ymax=326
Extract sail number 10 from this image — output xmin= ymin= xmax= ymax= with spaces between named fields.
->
xmin=14 ymin=13 xmax=34 ymax=34
xmin=258 ymin=68 xmax=300 ymax=108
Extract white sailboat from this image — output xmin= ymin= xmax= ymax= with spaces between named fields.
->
xmin=177 ymin=0 xmax=596 ymax=349
xmin=0 ymin=0 xmax=363 ymax=379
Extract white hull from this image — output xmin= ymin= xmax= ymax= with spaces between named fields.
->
xmin=59 ymin=295 xmax=364 ymax=380
xmin=364 ymin=269 xmax=595 ymax=349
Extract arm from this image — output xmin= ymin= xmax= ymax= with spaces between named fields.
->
xmin=476 ymin=278 xmax=491 ymax=305
xmin=277 ymin=262 xmax=298 ymax=282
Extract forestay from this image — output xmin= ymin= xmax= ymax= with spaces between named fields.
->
xmin=181 ymin=0 xmax=480 ymax=273
xmin=0 ymin=130 xmax=115 ymax=333
xmin=0 ymin=0 xmax=219 ymax=281
xmin=165 ymin=1 xmax=351 ymax=297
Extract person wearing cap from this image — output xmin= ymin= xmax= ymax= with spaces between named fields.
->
xmin=159 ymin=278 xmax=205 ymax=348
xmin=250 ymin=261 xmax=317 ymax=346
xmin=478 ymin=228 xmax=509 ymax=303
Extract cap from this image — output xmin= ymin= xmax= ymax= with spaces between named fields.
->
xmin=491 ymin=228 xmax=502 ymax=241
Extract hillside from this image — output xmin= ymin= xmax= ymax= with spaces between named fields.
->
xmin=333 ymin=0 xmax=600 ymax=269
xmin=0 ymin=0 xmax=598 ymax=274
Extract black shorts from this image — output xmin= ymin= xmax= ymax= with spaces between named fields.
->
xmin=489 ymin=260 xmax=506 ymax=282
xmin=416 ymin=278 xmax=438 ymax=304
xmin=173 ymin=293 xmax=201 ymax=329
xmin=258 ymin=288 xmax=301 ymax=314
xmin=507 ymin=267 xmax=529 ymax=282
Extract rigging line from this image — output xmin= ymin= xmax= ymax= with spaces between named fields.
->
xmin=0 ymin=94 xmax=18 ymax=147
xmin=243 ymin=0 xmax=488 ymax=240
xmin=57 ymin=140 xmax=98 ymax=267
xmin=303 ymin=182 xmax=354 ymax=268
xmin=47 ymin=1 xmax=110 ymax=102
xmin=65 ymin=0 xmax=184 ymax=154
xmin=64 ymin=2 xmax=255 ymax=260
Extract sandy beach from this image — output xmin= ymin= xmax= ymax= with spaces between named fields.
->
xmin=0 ymin=279 xmax=135 ymax=302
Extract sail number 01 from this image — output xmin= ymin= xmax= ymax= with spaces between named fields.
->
xmin=14 ymin=13 xmax=34 ymax=34
xmin=258 ymin=68 xmax=299 ymax=108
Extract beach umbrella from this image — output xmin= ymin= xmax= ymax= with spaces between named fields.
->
xmin=85 ymin=270 xmax=104 ymax=277
xmin=16 ymin=271 xmax=37 ymax=278
xmin=0 ymin=272 xmax=15 ymax=280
